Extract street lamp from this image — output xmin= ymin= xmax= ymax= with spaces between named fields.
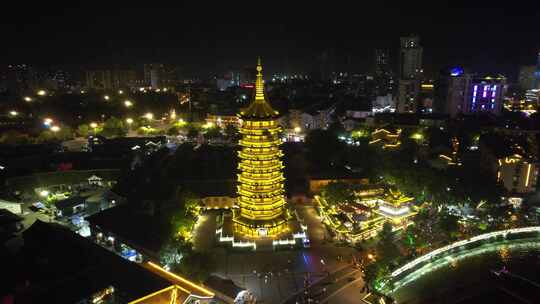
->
xmin=145 ymin=113 xmax=154 ymax=120
xmin=50 ymin=125 xmax=60 ymax=132
xmin=124 ymin=100 xmax=133 ymax=107
xmin=104 ymin=95 xmax=110 ymax=101
xmin=294 ymin=127 xmax=301 ymax=133
xmin=118 ymin=90 xmax=124 ymax=94
xmin=40 ymin=190 xmax=49 ymax=197
xmin=90 ymin=122 xmax=98 ymax=135
xmin=126 ymin=118 xmax=133 ymax=125
xmin=9 ymin=111 xmax=18 ymax=117
xmin=44 ymin=118 xmax=53 ymax=126
xmin=37 ymin=90 xmax=46 ymax=96
xmin=24 ymin=96 xmax=32 ymax=102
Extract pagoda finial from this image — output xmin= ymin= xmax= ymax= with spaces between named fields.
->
xmin=255 ymin=57 xmax=264 ymax=101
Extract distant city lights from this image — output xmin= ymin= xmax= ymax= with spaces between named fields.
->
xmin=9 ymin=111 xmax=18 ymax=117
xmin=104 ymin=95 xmax=110 ymax=101
xmin=124 ymin=100 xmax=133 ymax=107
xmin=37 ymin=90 xmax=47 ymax=96
xmin=24 ymin=96 xmax=33 ymax=102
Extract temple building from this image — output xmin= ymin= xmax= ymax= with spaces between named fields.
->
xmin=375 ymin=188 xmax=417 ymax=227
xmin=217 ymin=59 xmax=308 ymax=249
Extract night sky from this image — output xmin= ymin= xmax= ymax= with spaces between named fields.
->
xmin=3 ymin=2 xmax=540 ymax=78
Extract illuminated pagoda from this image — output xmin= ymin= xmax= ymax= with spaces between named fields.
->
xmin=234 ymin=58 xmax=289 ymax=238
xmin=217 ymin=58 xmax=308 ymax=249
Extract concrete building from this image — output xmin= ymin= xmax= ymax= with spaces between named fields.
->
xmin=464 ymin=76 xmax=506 ymax=116
xmin=399 ymin=36 xmax=423 ymax=80
xmin=434 ymin=67 xmax=471 ymax=117
xmin=480 ymin=135 xmax=538 ymax=194
xmin=374 ymin=49 xmax=394 ymax=96
xmin=519 ymin=65 xmax=537 ymax=90
xmin=5 ymin=64 xmax=38 ymax=95
xmin=397 ymin=36 xmax=423 ymax=113
xmin=85 ymin=68 xmax=136 ymax=90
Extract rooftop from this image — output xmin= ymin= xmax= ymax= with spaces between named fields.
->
xmin=6 ymin=220 xmax=171 ymax=304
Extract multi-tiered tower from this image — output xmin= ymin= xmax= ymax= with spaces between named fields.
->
xmin=233 ymin=59 xmax=290 ymax=238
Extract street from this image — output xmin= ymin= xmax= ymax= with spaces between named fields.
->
xmin=192 ymin=205 xmax=367 ymax=303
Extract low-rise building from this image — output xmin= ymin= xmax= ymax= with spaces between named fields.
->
xmin=369 ymin=127 xmax=402 ymax=149
xmin=480 ymin=134 xmax=539 ymax=195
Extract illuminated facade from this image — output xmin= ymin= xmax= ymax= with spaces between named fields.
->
xmin=465 ymin=76 xmax=505 ymax=115
xmin=496 ymin=154 xmax=538 ymax=194
xmin=375 ymin=189 xmax=416 ymax=226
xmin=233 ymin=59 xmax=290 ymax=238
xmin=369 ymin=128 xmax=402 ymax=149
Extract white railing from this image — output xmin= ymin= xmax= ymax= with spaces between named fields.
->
xmin=391 ymin=226 xmax=540 ymax=278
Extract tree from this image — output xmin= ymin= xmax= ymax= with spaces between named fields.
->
xmin=204 ymin=127 xmax=223 ymax=141
xmin=101 ymin=117 xmax=127 ymax=137
xmin=224 ymin=124 xmax=239 ymax=142
xmin=321 ymin=182 xmax=355 ymax=205
xmin=77 ymin=124 xmax=90 ymax=137
xmin=376 ymin=222 xmax=400 ymax=265
xmin=0 ymin=130 xmax=31 ymax=145
xmin=174 ymin=250 xmax=216 ymax=282
xmin=187 ymin=127 xmax=199 ymax=140
xmin=437 ymin=208 xmax=460 ymax=241
xmin=167 ymin=126 xmax=179 ymax=136
xmin=305 ymin=129 xmax=346 ymax=171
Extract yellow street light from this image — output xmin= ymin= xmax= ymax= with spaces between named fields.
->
xmin=90 ymin=122 xmax=98 ymax=129
xmin=39 ymin=190 xmax=50 ymax=197
xmin=9 ymin=111 xmax=18 ymax=117
xmin=104 ymin=95 xmax=110 ymax=101
xmin=37 ymin=90 xmax=46 ymax=96
xmin=124 ymin=100 xmax=133 ymax=107
xmin=24 ymin=96 xmax=32 ymax=102
xmin=126 ymin=118 xmax=134 ymax=124
xmin=50 ymin=125 xmax=60 ymax=132
xmin=294 ymin=127 xmax=301 ymax=133
xmin=118 ymin=90 xmax=124 ymax=94
xmin=145 ymin=113 xmax=154 ymax=120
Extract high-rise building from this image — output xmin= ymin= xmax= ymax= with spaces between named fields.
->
xmin=233 ymin=59 xmax=289 ymax=238
xmin=374 ymin=49 xmax=394 ymax=96
xmin=5 ymin=64 xmax=37 ymax=95
xmin=399 ymin=36 xmax=423 ymax=80
xmin=85 ymin=67 xmax=136 ymax=90
xmin=144 ymin=63 xmax=164 ymax=89
xmin=397 ymin=35 xmax=423 ymax=113
xmin=518 ymin=65 xmax=537 ymax=90
xmin=144 ymin=64 xmax=179 ymax=89
xmin=434 ymin=67 xmax=471 ymax=117
xmin=465 ymin=76 xmax=505 ymax=115
xmin=435 ymin=68 xmax=505 ymax=117
xmin=536 ymin=50 xmax=540 ymax=89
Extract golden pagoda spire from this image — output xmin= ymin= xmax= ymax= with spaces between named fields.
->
xmin=254 ymin=57 xmax=265 ymax=102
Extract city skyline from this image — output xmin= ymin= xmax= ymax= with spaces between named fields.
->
xmin=2 ymin=3 xmax=539 ymax=78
